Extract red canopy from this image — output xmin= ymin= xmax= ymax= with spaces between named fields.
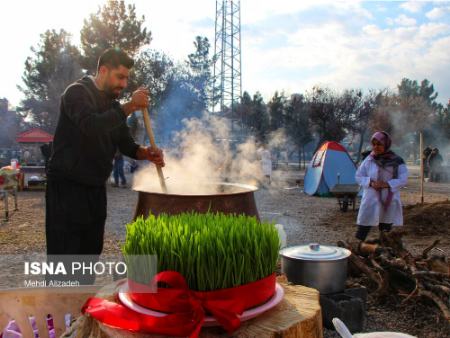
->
xmin=16 ymin=128 xmax=53 ymax=143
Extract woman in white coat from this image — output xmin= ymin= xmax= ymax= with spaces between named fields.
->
xmin=355 ymin=131 xmax=408 ymax=241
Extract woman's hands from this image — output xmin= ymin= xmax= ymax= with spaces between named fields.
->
xmin=370 ymin=180 xmax=390 ymax=190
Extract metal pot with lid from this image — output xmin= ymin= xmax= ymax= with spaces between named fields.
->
xmin=279 ymin=243 xmax=351 ymax=294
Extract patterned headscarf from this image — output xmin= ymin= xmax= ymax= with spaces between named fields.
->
xmin=371 ymin=131 xmax=392 ymax=151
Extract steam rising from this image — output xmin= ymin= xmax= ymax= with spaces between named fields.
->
xmin=132 ymin=114 xmax=266 ymax=195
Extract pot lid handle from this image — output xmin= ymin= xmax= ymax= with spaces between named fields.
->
xmin=309 ymin=243 xmax=320 ymax=251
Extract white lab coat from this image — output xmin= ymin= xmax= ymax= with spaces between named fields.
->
xmin=356 ymin=157 xmax=408 ymax=226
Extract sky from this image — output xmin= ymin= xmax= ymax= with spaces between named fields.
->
xmin=1 ymin=0 xmax=450 ymax=108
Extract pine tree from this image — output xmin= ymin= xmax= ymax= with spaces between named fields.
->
xmin=80 ymin=0 xmax=151 ymax=75
xmin=268 ymin=91 xmax=287 ymax=131
xmin=187 ymin=36 xmax=216 ymax=111
xmin=251 ymin=92 xmax=270 ymax=142
xmin=18 ymin=29 xmax=82 ymax=132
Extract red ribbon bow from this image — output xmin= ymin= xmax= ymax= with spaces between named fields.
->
xmin=82 ymin=271 xmax=276 ymax=337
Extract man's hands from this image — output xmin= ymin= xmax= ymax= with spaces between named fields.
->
xmin=125 ymin=87 xmax=164 ymax=167
xmin=136 ymin=146 xmax=165 ymax=167
xmin=370 ymin=180 xmax=390 ymax=190
xmin=121 ymin=87 xmax=149 ymax=116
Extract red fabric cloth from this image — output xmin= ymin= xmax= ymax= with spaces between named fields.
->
xmin=82 ymin=271 xmax=276 ymax=337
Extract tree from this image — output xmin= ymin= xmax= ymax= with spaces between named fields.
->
xmin=186 ymin=36 xmax=216 ymax=111
xmin=0 ymin=106 xmax=20 ymax=148
xmin=396 ymin=78 xmax=439 ymax=138
xmin=146 ymin=37 xmax=216 ymax=145
xmin=251 ymin=93 xmax=270 ymax=142
xmin=369 ymin=89 xmax=396 ymax=136
xmin=237 ymin=92 xmax=269 ymax=142
xmin=236 ymin=91 xmax=253 ymax=129
xmin=80 ymin=0 xmax=151 ymax=75
xmin=134 ymin=49 xmax=175 ymax=109
xmin=284 ymin=94 xmax=312 ymax=168
xmin=18 ymin=29 xmax=82 ymax=132
xmin=132 ymin=37 xmax=216 ymax=146
xmin=402 ymin=79 xmax=448 ymax=147
xmin=268 ymin=91 xmax=287 ymax=131
xmin=342 ymin=89 xmax=380 ymax=162
xmin=432 ymin=101 xmax=450 ymax=143
xmin=398 ymin=78 xmax=439 ymax=108
xmin=370 ymin=78 xmax=440 ymax=159
xmin=308 ymin=86 xmax=351 ymax=150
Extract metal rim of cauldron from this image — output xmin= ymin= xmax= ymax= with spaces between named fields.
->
xmin=133 ymin=181 xmax=260 ymax=220
xmin=133 ymin=181 xmax=258 ymax=197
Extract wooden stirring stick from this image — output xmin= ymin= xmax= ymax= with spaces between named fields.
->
xmin=142 ymin=108 xmax=168 ymax=193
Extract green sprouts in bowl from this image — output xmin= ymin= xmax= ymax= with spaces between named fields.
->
xmin=123 ymin=212 xmax=280 ymax=291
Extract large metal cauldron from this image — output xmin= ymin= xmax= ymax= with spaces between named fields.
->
xmin=133 ymin=182 xmax=259 ymax=219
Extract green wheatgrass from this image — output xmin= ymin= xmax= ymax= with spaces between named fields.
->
xmin=122 ymin=212 xmax=280 ymax=291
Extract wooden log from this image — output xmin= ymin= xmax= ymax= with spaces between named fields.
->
xmin=422 ymin=281 xmax=450 ymax=296
xmin=201 ymin=277 xmax=323 ymax=338
xmin=422 ymin=239 xmax=440 ymax=259
xmin=74 ymin=277 xmax=323 ymax=338
xmin=418 ymin=290 xmax=450 ymax=322
xmin=338 ymin=241 xmax=384 ymax=293
xmin=337 ymin=236 xmax=450 ymax=323
xmin=380 ymin=231 xmax=417 ymax=274
xmin=413 ymin=271 xmax=450 ymax=278
xmin=426 ymin=255 xmax=449 ymax=274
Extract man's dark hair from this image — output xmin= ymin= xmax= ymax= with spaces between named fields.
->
xmin=97 ymin=48 xmax=134 ymax=73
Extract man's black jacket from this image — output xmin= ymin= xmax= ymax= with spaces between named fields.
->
xmin=48 ymin=76 xmax=139 ymax=186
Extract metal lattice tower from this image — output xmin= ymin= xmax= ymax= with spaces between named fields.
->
xmin=212 ymin=0 xmax=242 ymax=116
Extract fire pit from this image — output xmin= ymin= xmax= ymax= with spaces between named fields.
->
xmin=133 ymin=182 xmax=259 ymax=219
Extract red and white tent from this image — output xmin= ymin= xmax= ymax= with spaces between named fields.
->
xmin=304 ymin=141 xmax=357 ymax=196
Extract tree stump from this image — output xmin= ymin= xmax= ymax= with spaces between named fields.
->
xmin=66 ymin=276 xmax=323 ymax=338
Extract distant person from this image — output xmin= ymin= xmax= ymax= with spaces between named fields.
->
xmin=428 ymin=148 xmax=443 ymax=182
xmin=129 ymin=159 xmax=139 ymax=173
xmin=40 ymin=142 xmax=53 ymax=173
xmin=423 ymin=146 xmax=432 ymax=178
xmin=281 ymin=150 xmax=289 ymax=166
xmin=112 ymin=151 xmax=127 ymax=187
xmin=259 ymin=145 xmax=272 ymax=185
xmin=23 ymin=150 xmax=31 ymax=164
xmin=355 ymin=131 xmax=408 ymax=241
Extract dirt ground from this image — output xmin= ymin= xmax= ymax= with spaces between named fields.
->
xmin=1 ymin=167 xmax=449 ymax=337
